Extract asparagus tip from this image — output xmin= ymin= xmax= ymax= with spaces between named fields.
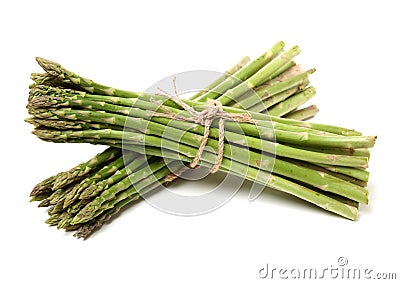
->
xmin=307 ymin=68 xmax=317 ymax=74
xmin=35 ymin=57 xmax=67 ymax=77
xmin=38 ymin=199 xmax=51 ymax=207
xmin=45 ymin=214 xmax=60 ymax=226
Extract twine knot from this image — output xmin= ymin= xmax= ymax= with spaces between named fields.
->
xmin=152 ymin=78 xmax=254 ymax=174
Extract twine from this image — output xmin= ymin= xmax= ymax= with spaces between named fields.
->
xmin=152 ymin=78 xmax=254 ymax=174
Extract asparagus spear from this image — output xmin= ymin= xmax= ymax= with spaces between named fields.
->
xmin=246 ymin=84 xmax=307 ymax=113
xmin=191 ymin=56 xmax=250 ymax=99
xmin=283 ymin=143 xmax=370 ymax=158
xmin=284 ymin=105 xmax=319 ymax=120
xmin=196 ymin=41 xmax=285 ymax=102
xmin=267 ymin=86 xmax=317 ymax=116
xmin=25 ymin=116 xmax=123 ymax=131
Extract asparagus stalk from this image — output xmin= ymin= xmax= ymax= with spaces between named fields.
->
xmin=246 ymin=84 xmax=307 ymax=113
xmin=285 ymin=159 xmax=367 ymax=187
xmin=190 ymin=56 xmax=250 ymax=99
xmin=267 ymin=86 xmax=317 ymax=116
xmin=196 ymin=41 xmax=285 ymax=102
xmin=283 ymin=143 xmax=370 ymax=158
xmin=312 ymin=163 xmax=369 ymax=182
xmin=25 ymin=116 xmax=123 ymax=131
xmin=284 ymin=105 xmax=319 ymax=120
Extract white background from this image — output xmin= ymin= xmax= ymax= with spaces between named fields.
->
xmin=1 ymin=0 xmax=398 ymax=283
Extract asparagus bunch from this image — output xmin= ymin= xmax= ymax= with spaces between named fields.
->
xmin=30 ymin=43 xmax=319 ymax=238
xmin=27 ymin=42 xmax=376 ymax=238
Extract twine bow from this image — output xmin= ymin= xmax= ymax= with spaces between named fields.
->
xmin=152 ymin=78 xmax=254 ymax=174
